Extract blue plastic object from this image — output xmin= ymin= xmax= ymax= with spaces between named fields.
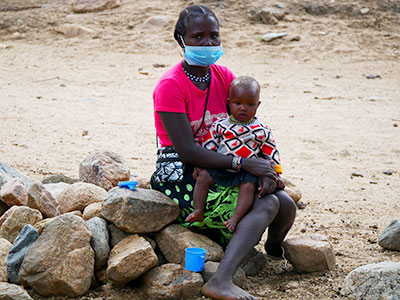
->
xmin=185 ymin=247 xmax=206 ymax=272
xmin=117 ymin=181 xmax=137 ymax=190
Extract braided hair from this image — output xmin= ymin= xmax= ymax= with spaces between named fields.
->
xmin=174 ymin=5 xmax=219 ymax=46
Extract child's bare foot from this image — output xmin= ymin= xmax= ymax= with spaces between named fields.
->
xmin=224 ymin=216 xmax=240 ymax=232
xmin=185 ymin=211 xmax=204 ymax=222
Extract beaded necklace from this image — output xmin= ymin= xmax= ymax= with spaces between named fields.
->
xmin=228 ymin=115 xmax=256 ymax=126
xmin=182 ymin=64 xmax=210 ymax=83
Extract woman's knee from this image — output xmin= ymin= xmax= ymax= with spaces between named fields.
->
xmin=276 ymin=190 xmax=297 ymax=218
xmin=252 ymin=193 xmax=280 ymax=216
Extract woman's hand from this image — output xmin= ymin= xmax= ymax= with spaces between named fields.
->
xmin=257 ymin=175 xmax=278 ymax=198
xmin=241 ymin=157 xmax=276 ymax=177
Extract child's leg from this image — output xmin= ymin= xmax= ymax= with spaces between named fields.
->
xmin=224 ymin=181 xmax=257 ymax=232
xmin=185 ymin=169 xmax=215 ymax=222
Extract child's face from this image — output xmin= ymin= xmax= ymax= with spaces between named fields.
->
xmin=228 ymin=84 xmax=260 ymax=122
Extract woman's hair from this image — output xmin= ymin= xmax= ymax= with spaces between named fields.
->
xmin=174 ymin=5 xmax=219 ymax=44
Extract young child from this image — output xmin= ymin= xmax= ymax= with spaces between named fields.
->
xmin=185 ymin=76 xmax=284 ymax=232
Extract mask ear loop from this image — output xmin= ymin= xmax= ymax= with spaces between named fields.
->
xmin=179 ymin=36 xmax=185 ymax=57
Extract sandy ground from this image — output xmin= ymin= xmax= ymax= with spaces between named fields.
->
xmin=1 ymin=0 xmax=400 ymax=299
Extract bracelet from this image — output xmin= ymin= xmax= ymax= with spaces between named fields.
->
xmin=231 ymin=157 xmax=242 ymax=171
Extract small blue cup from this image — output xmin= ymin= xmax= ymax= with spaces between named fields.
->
xmin=185 ymin=247 xmax=206 ymax=272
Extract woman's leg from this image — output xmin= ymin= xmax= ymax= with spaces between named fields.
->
xmin=265 ymin=190 xmax=296 ymax=257
xmin=202 ymin=191 xmax=296 ymax=300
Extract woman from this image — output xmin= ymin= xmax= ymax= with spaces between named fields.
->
xmin=151 ymin=5 xmax=296 ymax=300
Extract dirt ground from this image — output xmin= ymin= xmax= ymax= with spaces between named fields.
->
xmin=1 ymin=0 xmax=400 ymax=299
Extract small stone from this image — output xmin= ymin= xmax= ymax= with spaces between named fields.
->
xmin=71 ymin=0 xmax=121 ymax=13
xmin=383 ymin=171 xmax=393 ymax=175
xmin=108 ymin=223 xmax=130 ymax=249
xmin=57 ymin=24 xmax=94 ymax=38
xmin=144 ymin=16 xmax=169 ymax=26
xmin=43 ymin=182 xmax=70 ymax=202
xmin=394 ymin=123 xmax=398 ymax=127
xmin=82 ymin=130 xmax=89 ymax=136
xmin=366 ymin=74 xmax=381 ymax=79
xmin=27 ymin=181 xmax=60 ymax=218
xmin=351 ymin=172 xmax=364 ymax=177
xmin=378 ymin=220 xmax=400 ymax=251
xmin=360 ymin=8 xmax=370 ymax=15
xmin=261 ymin=32 xmax=287 ymax=42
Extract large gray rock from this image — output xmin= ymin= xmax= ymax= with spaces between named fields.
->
xmin=86 ymin=217 xmax=109 ymax=271
xmin=141 ymin=263 xmax=203 ymax=299
xmin=0 ymin=162 xmax=31 ymax=190
xmin=341 ymin=261 xmax=400 ymax=300
xmin=0 ymin=282 xmax=33 ymax=300
xmin=378 ymin=219 xmax=400 ymax=251
xmin=0 ymin=238 xmax=12 ymax=282
xmin=106 ymin=234 xmax=158 ymax=285
xmin=155 ymin=224 xmax=224 ymax=265
xmin=19 ymin=214 xmax=94 ymax=297
xmin=7 ymin=224 xmax=39 ymax=284
xmin=27 ymin=181 xmax=60 ymax=218
xmin=283 ymin=234 xmax=336 ymax=273
xmin=72 ymin=0 xmax=121 ymax=13
xmin=0 ymin=206 xmax=42 ymax=243
xmin=108 ymin=223 xmax=130 ymax=248
xmin=79 ymin=151 xmax=130 ymax=191
xmin=102 ymin=187 xmax=179 ymax=233
xmin=202 ymin=261 xmax=247 ymax=289
xmin=240 ymin=247 xmax=267 ymax=276
xmin=57 ymin=182 xmax=107 ymax=213
xmin=0 ymin=178 xmax=28 ymax=207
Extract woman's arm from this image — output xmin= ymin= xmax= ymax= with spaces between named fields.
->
xmin=159 ymin=112 xmax=278 ymax=179
xmin=159 ymin=111 xmax=232 ymax=169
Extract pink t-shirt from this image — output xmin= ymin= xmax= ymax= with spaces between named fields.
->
xmin=153 ymin=62 xmax=235 ymax=146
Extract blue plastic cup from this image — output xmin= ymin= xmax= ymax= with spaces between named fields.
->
xmin=185 ymin=247 xmax=206 ymax=272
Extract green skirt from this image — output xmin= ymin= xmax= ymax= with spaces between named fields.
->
xmin=150 ymin=166 xmax=239 ymax=247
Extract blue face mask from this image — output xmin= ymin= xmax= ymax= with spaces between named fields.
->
xmin=181 ymin=36 xmax=224 ymax=66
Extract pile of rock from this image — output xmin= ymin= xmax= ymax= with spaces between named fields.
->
xmin=0 ymin=152 xmax=238 ymax=298
xmin=0 ymin=151 xmax=327 ymax=299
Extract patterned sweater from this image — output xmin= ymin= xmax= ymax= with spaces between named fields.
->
xmin=202 ymin=116 xmax=282 ymax=174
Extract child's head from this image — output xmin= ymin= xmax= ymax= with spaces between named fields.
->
xmin=228 ymin=76 xmax=260 ymax=122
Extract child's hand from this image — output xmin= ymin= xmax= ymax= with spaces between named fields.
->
xmin=276 ymin=177 xmax=285 ymax=190
xmin=192 ymin=167 xmax=202 ymax=180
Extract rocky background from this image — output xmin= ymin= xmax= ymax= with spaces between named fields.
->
xmin=0 ymin=0 xmax=399 ymax=299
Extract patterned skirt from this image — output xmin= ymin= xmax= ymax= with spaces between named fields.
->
xmin=150 ymin=165 xmax=239 ymax=247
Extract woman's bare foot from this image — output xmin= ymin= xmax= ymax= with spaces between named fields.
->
xmin=202 ymin=277 xmax=258 ymax=300
xmin=224 ymin=216 xmax=240 ymax=232
xmin=185 ymin=210 xmax=204 ymax=222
